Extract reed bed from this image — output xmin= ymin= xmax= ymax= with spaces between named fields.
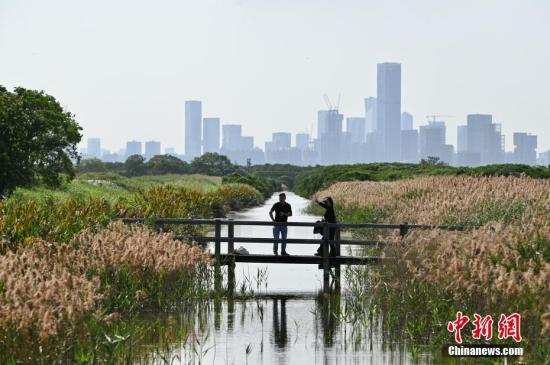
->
xmin=316 ymin=175 xmax=550 ymax=359
xmin=0 ymin=183 xmax=262 ymax=251
xmin=0 ymin=222 xmax=212 ymax=362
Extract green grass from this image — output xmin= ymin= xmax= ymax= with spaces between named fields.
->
xmin=9 ymin=173 xmax=222 ymax=203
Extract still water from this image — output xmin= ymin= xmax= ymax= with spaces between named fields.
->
xmin=139 ymin=193 xmax=423 ymax=365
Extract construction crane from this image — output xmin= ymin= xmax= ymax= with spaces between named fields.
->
xmin=323 ymin=93 xmax=341 ymax=112
xmin=425 ymin=115 xmax=455 ymax=123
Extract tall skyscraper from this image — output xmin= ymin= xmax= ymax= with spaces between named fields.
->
xmin=346 ymin=117 xmax=366 ymax=143
xmin=376 ymin=63 xmax=401 ymax=162
xmin=401 ymin=129 xmax=419 ymax=163
xmin=513 ymin=133 xmax=537 ymax=165
xmin=364 ymin=97 xmax=377 ymax=135
xmin=465 ymin=114 xmax=504 ymax=165
xmin=222 ymin=124 xmax=242 ymax=150
xmin=295 ymin=133 xmax=310 ymax=150
xmin=317 ymin=109 xmax=343 ymax=165
xmin=185 ymin=100 xmax=202 ymax=159
xmin=203 ymin=117 xmax=220 ymax=153
xmin=126 ymin=141 xmax=142 ymax=158
xmin=419 ymin=121 xmax=454 ymax=163
xmin=87 ymin=138 xmax=101 ymax=158
xmin=272 ymin=132 xmax=291 ymax=150
xmin=144 ymin=141 xmax=161 ymax=160
xmin=401 ymin=112 xmax=413 ymax=130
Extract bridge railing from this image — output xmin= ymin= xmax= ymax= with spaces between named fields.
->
xmin=121 ymin=218 xmax=466 ymax=293
xmin=120 ymin=217 xmax=466 ymax=254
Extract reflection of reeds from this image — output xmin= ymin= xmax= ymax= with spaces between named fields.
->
xmin=316 ymin=175 xmax=549 ymax=356
xmin=0 ymin=222 xmax=211 ymax=342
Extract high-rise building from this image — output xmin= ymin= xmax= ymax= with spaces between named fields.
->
xmin=144 ymin=141 xmax=161 ymax=160
xmin=401 ymin=129 xmax=419 ymax=163
xmin=165 ymin=147 xmax=177 ymax=155
xmin=457 ymin=125 xmax=468 ymax=153
xmin=401 ymin=112 xmax=413 ymax=130
xmin=513 ymin=133 xmax=537 ymax=165
xmin=376 ymin=63 xmax=401 ymax=162
xmin=464 ymin=114 xmax=504 ymax=165
xmin=346 ymin=117 xmax=366 ymax=143
xmin=126 ymin=141 xmax=142 ymax=158
xmin=295 ymin=133 xmax=310 ymax=150
xmin=185 ymin=100 xmax=202 ymax=159
xmin=419 ymin=121 xmax=453 ymax=163
xmin=364 ymin=97 xmax=377 ymax=135
xmin=241 ymin=136 xmax=254 ymax=150
xmin=87 ymin=138 xmax=101 ymax=159
xmin=203 ymin=117 xmax=220 ymax=154
xmin=272 ymin=132 xmax=291 ymax=150
xmin=222 ymin=124 xmax=242 ymax=150
xmin=317 ymin=109 xmax=343 ymax=165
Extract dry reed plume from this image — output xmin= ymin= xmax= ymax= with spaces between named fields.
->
xmin=316 ymin=175 xmax=550 ymax=330
xmin=0 ymin=222 xmax=211 ymax=339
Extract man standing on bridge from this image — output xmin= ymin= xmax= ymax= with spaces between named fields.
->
xmin=269 ymin=193 xmax=292 ymax=256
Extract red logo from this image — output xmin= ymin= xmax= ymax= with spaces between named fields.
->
xmin=447 ymin=311 xmax=470 ymax=343
xmin=448 ymin=312 xmax=522 ymax=343
xmin=497 ymin=313 xmax=522 ymax=342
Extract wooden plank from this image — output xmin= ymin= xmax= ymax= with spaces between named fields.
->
xmin=215 ymin=254 xmax=385 ymax=265
xmin=175 ymin=236 xmax=388 ymax=247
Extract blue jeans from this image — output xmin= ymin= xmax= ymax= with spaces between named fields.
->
xmin=273 ymin=225 xmax=288 ymax=253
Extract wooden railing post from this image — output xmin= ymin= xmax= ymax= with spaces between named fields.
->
xmin=322 ymin=222 xmax=330 ymax=294
xmin=228 ymin=219 xmax=235 ymax=254
xmin=227 ymin=219 xmax=235 ymax=293
xmin=334 ymin=226 xmax=341 ymax=292
xmin=214 ymin=219 xmax=222 ymax=292
xmin=399 ymin=222 xmax=409 ymax=239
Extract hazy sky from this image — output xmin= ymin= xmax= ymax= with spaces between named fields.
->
xmin=1 ymin=0 xmax=549 ymax=153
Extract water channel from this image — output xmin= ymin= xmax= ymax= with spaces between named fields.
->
xmin=137 ymin=192 xmax=424 ymax=364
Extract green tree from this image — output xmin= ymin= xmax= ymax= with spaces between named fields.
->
xmin=145 ymin=154 xmax=189 ymax=175
xmin=0 ymin=85 xmax=82 ymax=195
xmin=76 ymin=158 xmax=107 ymax=173
xmin=124 ymin=155 xmax=146 ymax=176
xmin=190 ymin=153 xmax=236 ymax=176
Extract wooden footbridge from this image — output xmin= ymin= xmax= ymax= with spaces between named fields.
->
xmin=122 ymin=218 xmax=464 ymax=293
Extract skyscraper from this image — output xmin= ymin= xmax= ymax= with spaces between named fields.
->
xmin=295 ymin=133 xmax=310 ymax=150
xmin=317 ymin=109 xmax=343 ymax=165
xmin=346 ymin=117 xmax=366 ymax=143
xmin=401 ymin=129 xmax=419 ymax=163
xmin=203 ymin=117 xmax=220 ymax=154
xmin=87 ymin=138 xmax=101 ymax=158
xmin=126 ymin=141 xmax=142 ymax=158
xmin=364 ymin=97 xmax=377 ymax=135
xmin=513 ymin=133 xmax=537 ymax=165
xmin=376 ymin=63 xmax=401 ymax=162
xmin=272 ymin=132 xmax=291 ymax=150
xmin=222 ymin=124 xmax=242 ymax=150
xmin=185 ymin=100 xmax=202 ymax=159
xmin=419 ymin=121 xmax=454 ymax=163
xmin=401 ymin=112 xmax=413 ymax=130
xmin=144 ymin=141 xmax=161 ymax=160
xmin=465 ymin=114 xmax=504 ymax=165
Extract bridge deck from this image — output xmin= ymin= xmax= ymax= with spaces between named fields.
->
xmin=215 ymin=253 xmax=385 ymax=266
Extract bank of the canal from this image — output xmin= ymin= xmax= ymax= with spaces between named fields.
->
xmin=134 ymin=192 xmax=424 ymax=365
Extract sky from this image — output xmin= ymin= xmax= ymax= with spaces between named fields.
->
xmin=1 ymin=0 xmax=549 ymax=154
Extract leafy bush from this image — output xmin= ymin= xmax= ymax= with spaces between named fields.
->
xmin=222 ymin=173 xmax=277 ymax=199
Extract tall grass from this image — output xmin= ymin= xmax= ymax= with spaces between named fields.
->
xmin=315 ymin=175 xmax=550 ymax=362
xmin=0 ymin=222 xmax=212 ymax=362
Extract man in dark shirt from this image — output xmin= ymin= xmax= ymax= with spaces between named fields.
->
xmin=269 ymin=193 xmax=292 ymax=256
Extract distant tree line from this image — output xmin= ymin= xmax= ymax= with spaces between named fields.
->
xmin=293 ymin=162 xmax=550 ymax=197
xmin=76 ymin=153 xmax=240 ymax=177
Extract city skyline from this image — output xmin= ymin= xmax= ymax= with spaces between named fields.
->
xmin=1 ymin=1 xmax=549 ymax=155
xmin=82 ymin=62 xmax=545 ymax=166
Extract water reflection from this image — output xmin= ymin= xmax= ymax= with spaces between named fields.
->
xmin=272 ymin=297 xmax=288 ymax=349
